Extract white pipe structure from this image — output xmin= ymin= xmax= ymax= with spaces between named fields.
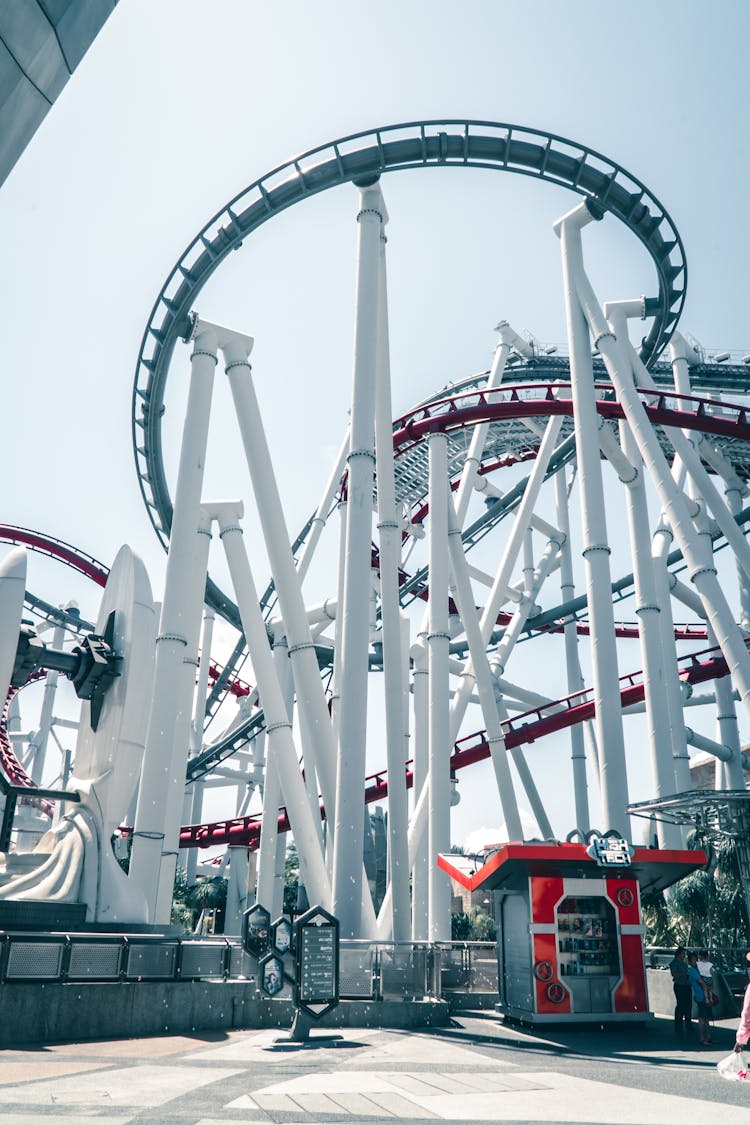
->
xmin=373 ymin=220 xmax=410 ymax=942
xmin=209 ymin=501 xmax=331 ymax=908
xmin=220 ymin=334 xmax=340 ymax=860
xmin=445 ymin=497 xmax=523 ymax=841
xmin=454 ymin=321 xmax=531 ymax=524
xmin=28 ymin=619 xmax=65 ymax=786
xmin=332 ymin=180 xmax=387 ymax=938
xmin=585 ymin=292 xmax=750 ymax=733
xmin=426 ymin=431 xmax=452 ymax=941
xmin=449 ymin=415 xmax=564 ymax=744
xmin=651 ymin=521 xmax=692 ymax=794
xmin=130 ymin=321 xmax=229 ymax=921
xmin=294 ymin=430 xmax=350 ymax=584
xmin=554 ymin=466 xmax=591 ymax=832
xmin=410 ymin=633 xmax=429 ymax=940
xmin=605 ymin=304 xmax=681 ymax=849
xmin=555 ymin=202 xmax=629 ymax=838
xmin=185 ymin=605 xmax=215 ymax=885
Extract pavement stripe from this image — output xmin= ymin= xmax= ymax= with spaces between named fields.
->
xmin=0 ymin=1064 xmax=242 ymax=1108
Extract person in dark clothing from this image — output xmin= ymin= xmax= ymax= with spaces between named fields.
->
xmin=669 ymin=946 xmax=693 ymax=1036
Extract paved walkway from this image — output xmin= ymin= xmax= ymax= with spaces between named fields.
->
xmin=1 ymin=1012 xmax=749 ymax=1124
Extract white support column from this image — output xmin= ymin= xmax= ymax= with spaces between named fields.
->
xmin=606 ymin=305 xmax=680 ymax=848
xmin=555 ymin=202 xmax=630 ymax=838
xmin=711 ymin=627 xmax=746 ymax=790
xmin=211 ymin=501 xmax=331 ymax=909
xmin=221 ymin=335 xmax=338 ymax=844
xmin=28 ymin=620 xmax=65 ymax=786
xmin=295 ymin=430 xmax=350 ymax=583
xmin=446 ymin=500 xmax=523 ymax=840
xmin=585 ymin=294 xmax=750 ymax=734
xmin=410 ymin=635 xmax=429 ymax=940
xmin=225 ymin=845 xmax=252 ymax=934
xmin=332 ymin=179 xmax=386 ymax=937
xmin=426 ymin=431 xmax=452 ymax=941
xmin=554 ymin=468 xmax=590 ymax=832
xmin=373 ymin=220 xmax=410 ymax=942
xmin=257 ymin=749 xmax=282 ymax=911
xmin=130 ymin=322 xmax=223 ymax=921
xmin=652 ymin=524 xmax=692 ymax=792
xmin=185 ymin=606 xmax=215 ymax=883
xmin=454 ymin=321 xmax=530 ymax=524
xmin=449 ymin=415 xmax=564 ymax=743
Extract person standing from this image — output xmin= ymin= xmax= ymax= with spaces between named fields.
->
xmin=669 ymin=946 xmax=693 ymax=1036
xmin=733 ymin=951 xmax=750 ymax=1055
xmin=687 ymin=951 xmax=711 ymax=1045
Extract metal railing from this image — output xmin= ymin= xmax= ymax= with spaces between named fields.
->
xmin=0 ymin=932 xmax=498 ymax=1001
xmin=646 ymin=946 xmax=750 ymax=974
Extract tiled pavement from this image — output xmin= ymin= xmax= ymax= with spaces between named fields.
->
xmin=0 ymin=1015 xmax=748 ymax=1124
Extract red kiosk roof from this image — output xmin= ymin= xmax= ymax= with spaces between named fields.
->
xmin=438 ymin=842 xmax=707 ymax=896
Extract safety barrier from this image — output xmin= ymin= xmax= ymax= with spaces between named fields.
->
xmin=0 ymin=933 xmax=497 ymax=1000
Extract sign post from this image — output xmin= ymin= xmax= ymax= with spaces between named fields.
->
xmin=290 ymin=904 xmax=339 ymax=1041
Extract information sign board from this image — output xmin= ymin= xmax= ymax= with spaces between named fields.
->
xmin=259 ymin=951 xmax=285 ymax=996
xmin=272 ymin=914 xmax=293 ymax=955
xmin=242 ymin=903 xmax=271 ymax=957
xmin=293 ymin=904 xmax=339 ymax=1020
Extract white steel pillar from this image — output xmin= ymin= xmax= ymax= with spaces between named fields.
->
xmin=454 ymin=321 xmax=530 ymax=524
xmin=554 ymin=468 xmax=590 ymax=832
xmin=185 ymin=605 xmax=215 ymax=883
xmin=332 ymin=179 xmax=386 ymax=937
xmin=652 ymin=523 xmax=692 ymax=792
xmin=445 ymin=499 xmax=524 ymax=840
xmin=427 ymin=431 xmax=452 ymax=941
xmin=555 ymin=202 xmax=630 ymax=838
xmin=225 ymin=845 xmax=252 ymax=934
xmin=28 ymin=620 xmax=65 ymax=786
xmin=130 ymin=323 xmax=223 ymax=920
xmin=410 ymin=635 xmax=429 ymax=940
xmin=587 ymin=296 xmax=750 ymax=736
xmin=373 ymin=218 xmax=410 ymax=941
xmin=211 ymin=502 xmax=331 ymax=908
xmin=221 ymin=337 xmax=338 ymax=843
xmin=605 ymin=304 xmax=681 ymax=848
xmin=449 ymin=416 xmax=563 ymax=742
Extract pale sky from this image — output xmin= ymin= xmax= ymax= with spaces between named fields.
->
xmin=2 ymin=0 xmax=749 ymax=846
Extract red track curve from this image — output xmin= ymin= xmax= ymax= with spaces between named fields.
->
xmin=175 ymin=641 xmax=735 ymax=850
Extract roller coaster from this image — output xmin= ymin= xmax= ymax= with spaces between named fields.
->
xmin=3 ymin=120 xmax=750 ymax=941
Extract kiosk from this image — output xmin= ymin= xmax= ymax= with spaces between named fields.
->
xmin=439 ymin=839 xmax=706 ymax=1023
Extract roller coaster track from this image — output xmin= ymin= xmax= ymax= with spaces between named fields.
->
xmin=185 ymin=381 xmax=750 ymax=778
xmin=177 ymin=640 xmax=738 ymax=850
xmin=133 ymin=118 xmax=689 ymax=637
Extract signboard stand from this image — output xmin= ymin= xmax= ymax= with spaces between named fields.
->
xmin=242 ymin=901 xmax=339 ymax=1043
xmin=289 ymin=904 xmax=340 ymax=1042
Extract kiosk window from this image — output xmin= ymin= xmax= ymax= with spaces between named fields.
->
xmin=556 ymin=896 xmax=620 ymax=977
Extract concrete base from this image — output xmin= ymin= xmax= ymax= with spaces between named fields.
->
xmin=498 ymin=1003 xmax=653 ymax=1025
xmin=445 ymin=990 xmax=499 ymax=1010
xmin=0 ymin=981 xmax=449 ymax=1046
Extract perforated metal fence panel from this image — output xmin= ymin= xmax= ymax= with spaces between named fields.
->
xmin=339 ymin=946 xmax=374 ymax=998
xmin=125 ymin=942 xmax=178 ymax=980
xmin=179 ymin=941 xmax=225 ymax=979
xmin=6 ymin=940 xmax=64 ymax=980
xmin=68 ymin=941 xmax=122 ymax=980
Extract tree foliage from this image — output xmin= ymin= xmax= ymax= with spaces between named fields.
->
xmin=171 ymin=865 xmax=227 ymax=933
xmin=642 ymin=832 xmax=750 ymax=949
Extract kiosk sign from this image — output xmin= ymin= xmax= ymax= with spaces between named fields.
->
xmin=586 ymin=835 xmax=633 ymax=867
xmin=294 ymin=904 xmax=339 ymax=1020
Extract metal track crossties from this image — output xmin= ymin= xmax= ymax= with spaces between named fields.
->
xmin=132 ymin=120 xmax=687 ymax=609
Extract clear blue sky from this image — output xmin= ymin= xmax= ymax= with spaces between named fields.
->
xmin=2 ymin=0 xmax=749 ymax=845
